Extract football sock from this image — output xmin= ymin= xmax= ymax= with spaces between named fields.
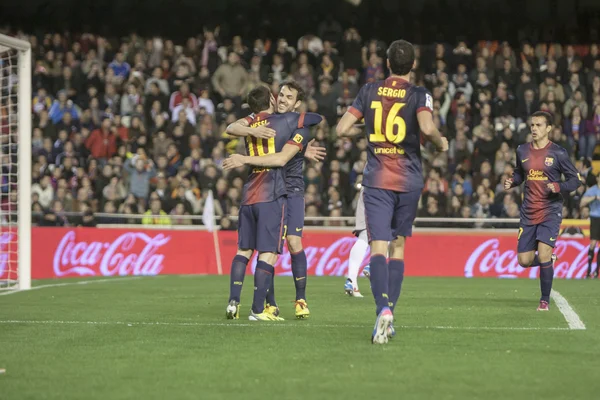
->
xmin=228 ymin=255 xmax=249 ymax=303
xmin=370 ymin=254 xmax=389 ymax=315
xmin=252 ymin=261 xmax=274 ymax=314
xmin=291 ymin=250 xmax=307 ymax=300
xmin=348 ymin=230 xmax=369 ymax=288
xmin=595 ymin=248 xmax=600 ymax=276
xmin=388 ymin=259 xmax=405 ymax=313
xmin=539 ymin=259 xmax=554 ymax=303
xmin=265 ymin=278 xmax=277 ymax=307
xmin=589 ymin=246 xmax=596 ymax=276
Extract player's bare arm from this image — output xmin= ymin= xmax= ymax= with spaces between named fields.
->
xmin=335 ymin=112 xmax=363 ymax=138
xmin=304 ymin=139 xmax=326 ymax=162
xmin=416 ymin=111 xmax=448 ymax=151
xmin=223 ymin=143 xmax=301 ymax=170
xmin=505 ymin=148 xmax=524 ymax=190
xmin=226 ymin=117 xmax=276 ymax=139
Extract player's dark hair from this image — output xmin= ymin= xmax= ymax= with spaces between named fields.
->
xmin=247 ymin=86 xmax=271 ymax=114
xmin=531 ymin=111 xmax=553 ymax=127
xmin=387 ymin=40 xmax=415 ymax=76
xmin=280 ymin=80 xmax=305 ymax=103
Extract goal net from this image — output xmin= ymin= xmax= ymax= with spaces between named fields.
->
xmin=0 ymin=34 xmax=31 ymax=291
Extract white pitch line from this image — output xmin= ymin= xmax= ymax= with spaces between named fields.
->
xmin=551 ymin=290 xmax=586 ymax=330
xmin=0 ymin=277 xmax=142 ymax=296
xmin=0 ymin=319 xmax=572 ymax=331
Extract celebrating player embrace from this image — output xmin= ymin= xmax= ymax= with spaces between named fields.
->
xmin=504 ymin=111 xmax=582 ymax=310
xmin=336 ymin=39 xmax=448 ymax=344
xmin=223 ymin=85 xmax=324 ymax=321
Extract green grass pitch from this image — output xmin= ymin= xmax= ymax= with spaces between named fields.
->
xmin=1 ymin=275 xmax=599 ymax=400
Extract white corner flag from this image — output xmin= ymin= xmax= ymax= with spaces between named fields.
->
xmin=202 ymin=190 xmax=222 ymax=275
xmin=202 ymin=190 xmax=215 ymax=232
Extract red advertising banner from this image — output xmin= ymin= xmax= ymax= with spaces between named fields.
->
xmin=0 ymin=228 xmax=18 ymax=281
xmin=30 ymin=228 xmax=219 ymax=279
xmin=9 ymin=227 xmax=593 ymax=280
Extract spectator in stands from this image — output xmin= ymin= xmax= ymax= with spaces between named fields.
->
xmin=124 ymin=155 xmax=156 ymax=201
xmin=31 ymin=175 xmax=54 ymax=209
xmin=211 ymin=52 xmax=248 ymax=103
xmin=18 ymin=29 xmax=600 ymax=228
xmin=39 ymin=199 xmax=68 ymax=227
xmin=109 ymin=52 xmax=131 ymax=80
xmin=85 ymin=117 xmax=117 ymax=162
xmin=142 ymin=198 xmax=171 ymax=225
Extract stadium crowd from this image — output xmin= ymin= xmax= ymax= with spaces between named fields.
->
xmin=2 ymin=27 xmax=600 ymax=228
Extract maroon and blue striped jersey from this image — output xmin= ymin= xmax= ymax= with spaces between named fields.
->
xmin=241 ymin=112 xmax=310 ymax=205
xmin=282 ymin=112 xmax=322 ymax=197
xmin=348 ymin=76 xmax=433 ymax=193
xmin=511 ymin=142 xmax=582 ymax=225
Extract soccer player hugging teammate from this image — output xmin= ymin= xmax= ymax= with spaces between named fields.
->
xmin=223 ymin=85 xmax=323 ymax=321
xmin=504 ymin=111 xmax=582 ymax=311
xmin=336 ymin=40 xmax=448 ymax=344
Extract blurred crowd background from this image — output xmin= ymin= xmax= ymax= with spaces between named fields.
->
xmin=1 ymin=0 xmax=600 ymax=228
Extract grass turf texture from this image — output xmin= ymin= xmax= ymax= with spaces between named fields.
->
xmin=1 ymin=276 xmax=599 ymax=400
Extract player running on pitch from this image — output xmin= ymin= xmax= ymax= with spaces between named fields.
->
xmin=504 ymin=110 xmax=582 ymax=310
xmin=336 ymin=39 xmax=448 ymax=344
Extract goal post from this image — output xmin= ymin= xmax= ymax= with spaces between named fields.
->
xmin=0 ymin=34 xmax=31 ymax=290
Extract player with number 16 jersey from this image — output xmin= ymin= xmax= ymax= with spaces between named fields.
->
xmin=336 ymin=40 xmax=448 ymax=344
xmin=348 ymin=77 xmax=431 ymax=196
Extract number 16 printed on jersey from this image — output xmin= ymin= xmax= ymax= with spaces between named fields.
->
xmin=369 ymin=101 xmax=406 ymax=144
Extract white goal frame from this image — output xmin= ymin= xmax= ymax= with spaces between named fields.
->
xmin=0 ymin=34 xmax=31 ymax=290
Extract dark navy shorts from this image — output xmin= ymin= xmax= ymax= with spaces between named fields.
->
xmin=363 ymin=186 xmax=420 ymax=242
xmin=286 ymin=196 xmax=305 ymax=237
xmin=238 ymin=197 xmax=287 ymax=254
xmin=517 ymin=219 xmax=561 ymax=253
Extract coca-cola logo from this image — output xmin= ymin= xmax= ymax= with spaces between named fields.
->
xmin=0 ymin=232 xmax=15 ymax=278
xmin=53 ymin=231 xmax=171 ymax=277
xmin=464 ymin=238 xmax=593 ymax=279
xmin=250 ymin=237 xmax=368 ymax=276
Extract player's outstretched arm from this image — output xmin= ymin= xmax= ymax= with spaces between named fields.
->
xmin=223 ymin=144 xmax=301 ymax=170
xmin=417 ymin=111 xmax=448 ymax=151
xmin=550 ymin=150 xmax=583 ymax=193
xmin=226 ymin=118 xmax=276 ymax=139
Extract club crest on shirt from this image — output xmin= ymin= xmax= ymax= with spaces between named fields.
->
xmin=545 ymin=157 xmax=554 ymax=166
